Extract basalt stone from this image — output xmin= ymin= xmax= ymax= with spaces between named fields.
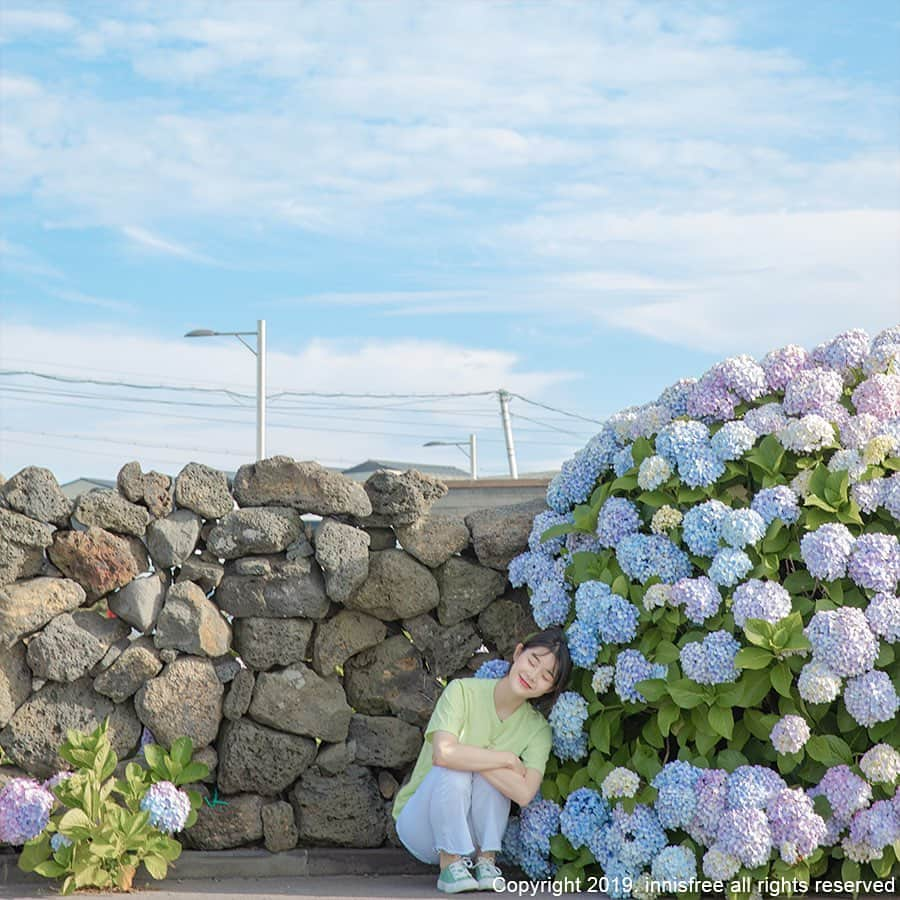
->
xmin=154 ymin=581 xmax=232 ymax=658
xmin=216 ymin=566 xmax=329 ymax=620
xmin=0 ymin=678 xmax=141 ymax=778
xmin=314 ymin=739 xmax=356 ymax=775
xmin=361 ymin=469 xmax=447 ymax=527
xmin=134 ymin=656 xmax=223 ymax=749
xmin=343 ymin=635 xmax=441 ymax=727
xmin=289 ymin=764 xmax=386 ymax=848
xmin=26 ymin=610 xmax=130 ymax=682
xmin=0 ymin=508 xmax=55 ymax=586
xmin=363 ymin=526 xmax=395 ymax=551
xmin=217 ymin=717 xmax=317 ymax=795
xmin=174 ymin=462 xmax=234 ymax=519
xmin=0 ymin=466 xmax=72 ymax=526
xmin=262 ymin=801 xmax=298 ymax=853
xmin=195 ymin=745 xmax=218 ymax=784
xmin=93 ymin=637 xmax=163 ymax=703
xmin=232 ymin=456 xmax=372 ymax=518
xmin=144 ymin=510 xmax=202 ymax=569
xmin=175 ymin=554 xmax=224 ymax=594
xmin=73 ymin=490 xmax=150 ymax=537
xmin=117 ymin=461 xmax=144 ymax=503
xmin=248 ymin=664 xmax=352 ymax=742
xmin=0 ymin=577 xmax=86 ymax=649
xmin=222 ymin=668 xmax=255 ymax=720
xmin=48 ymin=527 xmax=139 ymax=600
xmin=435 ymin=557 xmax=506 ymax=626
xmin=122 ymin=536 xmax=151 ymax=576
xmin=478 ymin=594 xmax=539 ymax=657
xmin=206 ymin=507 xmax=303 ymax=560
xmin=343 ymin=549 xmax=439 ymax=621
xmin=89 ymin=636 xmax=130 ymax=677
xmin=402 ymin=614 xmax=482 ymax=678
xmin=311 ymin=609 xmax=385 ymax=677
xmin=183 ymin=789 xmax=263 ymax=850
xmin=109 ymin=573 xmax=167 ymax=633
xmin=465 ymin=499 xmax=548 ymax=570
xmin=378 ymin=771 xmax=399 ymax=799
xmin=0 ymin=641 xmax=31 ymax=728
xmin=141 ymin=471 xmax=175 ymax=519
xmin=347 ymin=715 xmax=422 ymax=769
xmin=233 ymin=617 xmax=313 ymax=671
xmin=395 ymin=513 xmax=470 ymax=568
xmin=313 ymin=518 xmax=370 ymax=603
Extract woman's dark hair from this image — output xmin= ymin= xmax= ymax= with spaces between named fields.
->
xmin=518 ymin=626 xmax=572 ymax=715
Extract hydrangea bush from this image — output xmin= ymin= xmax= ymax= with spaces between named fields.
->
xmin=1 ymin=720 xmax=207 ymax=894
xmin=502 ymin=327 xmax=900 ymax=898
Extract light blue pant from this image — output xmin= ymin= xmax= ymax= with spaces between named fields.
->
xmin=395 ymin=765 xmax=511 ymax=865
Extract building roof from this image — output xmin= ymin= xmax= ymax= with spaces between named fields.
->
xmin=341 ymin=459 xmax=471 ymax=480
xmin=60 ymin=477 xmax=117 ymax=500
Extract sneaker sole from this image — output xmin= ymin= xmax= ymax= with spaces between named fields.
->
xmin=437 ymin=879 xmax=480 ymax=894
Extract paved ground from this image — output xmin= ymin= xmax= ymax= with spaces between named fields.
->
xmin=0 ymin=874 xmax=585 ymax=899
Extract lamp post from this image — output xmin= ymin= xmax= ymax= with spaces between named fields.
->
xmin=423 ymin=434 xmax=477 ymax=479
xmin=184 ymin=319 xmax=267 ymax=460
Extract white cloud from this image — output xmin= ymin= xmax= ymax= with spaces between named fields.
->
xmin=120 ymin=225 xmax=219 ymax=265
xmin=0 ymin=9 xmax=75 ymax=39
xmin=0 ymin=322 xmax=581 ymax=482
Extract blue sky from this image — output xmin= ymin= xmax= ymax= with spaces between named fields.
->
xmin=1 ymin=1 xmax=898 ymax=482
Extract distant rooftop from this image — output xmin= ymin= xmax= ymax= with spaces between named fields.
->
xmin=341 ymin=458 xmax=471 ymax=481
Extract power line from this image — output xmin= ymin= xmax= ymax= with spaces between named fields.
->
xmin=509 ymin=391 xmax=605 ymax=425
xmin=1 ymin=429 xmax=253 ymax=457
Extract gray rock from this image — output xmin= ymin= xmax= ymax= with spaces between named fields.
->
xmin=0 ymin=508 xmax=54 ymax=586
xmin=315 ymin=739 xmax=356 ymax=775
xmin=344 ymin=549 xmax=439 ymax=621
xmin=0 ymin=678 xmax=141 ymax=778
xmin=176 ymin=554 xmax=224 ymax=593
xmin=285 ymin=533 xmax=315 ymax=559
xmin=216 ymin=567 xmax=329 ymax=620
xmin=289 ymin=764 xmax=386 ymax=847
xmin=248 ymin=664 xmax=352 ymax=742
xmin=262 ymin=801 xmax=298 ymax=852
xmin=313 ymin=518 xmax=370 ymax=603
xmin=158 ymin=648 xmax=178 ymax=664
xmin=154 ymin=581 xmax=232 ymax=657
xmin=311 ymin=610 xmax=386 ymax=677
xmin=378 ymin=770 xmax=399 ymax=799
xmin=108 ymin=573 xmax=167 ymax=633
xmin=122 ymin=535 xmax=151 ymax=576
xmin=0 ymin=466 xmax=72 ymax=526
xmin=134 ymin=656 xmax=223 ymax=749
xmin=344 ymin=635 xmax=441 ymax=727
xmin=361 ymin=469 xmax=447 ymax=526
xmin=217 ymin=717 xmax=317 ymax=795
xmin=174 ymin=462 xmax=234 ymax=519
xmin=93 ymin=637 xmax=163 ymax=703
xmin=363 ymin=526 xmax=396 ymax=551
xmin=395 ymin=513 xmax=470 ymax=568
xmin=141 ymin=471 xmax=175 ymax=519
xmin=144 ymin=510 xmax=202 ymax=569
xmin=184 ymin=789 xmax=263 ymax=849
xmin=73 ymin=490 xmax=150 ymax=537
xmin=233 ymin=617 xmax=313 ymax=671
xmin=465 ymin=499 xmax=548 ymax=569
xmin=48 ymin=527 xmax=140 ymax=600
xmin=0 ymin=577 xmax=86 ymax=649
xmin=402 ymin=614 xmax=482 ymax=678
xmin=478 ymin=593 xmax=539 ymax=657
xmin=195 ymin=744 xmax=218 ymax=783
xmin=232 ymin=456 xmax=372 ymax=518
xmin=27 ymin=610 xmax=130 ymax=682
xmin=89 ymin=637 xmax=130 ymax=676
xmin=206 ymin=507 xmax=303 ymax=559
xmin=117 ymin=461 xmax=144 ymax=502
xmin=222 ymin=669 xmax=255 ymax=720
xmin=347 ymin=715 xmax=422 ymax=768
xmin=436 ymin=557 xmax=507 ymax=626
xmin=212 ymin=654 xmax=242 ymax=683
xmin=0 ymin=641 xmax=31 ymax=728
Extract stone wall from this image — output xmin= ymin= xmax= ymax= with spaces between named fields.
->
xmin=0 ymin=457 xmax=547 ymax=853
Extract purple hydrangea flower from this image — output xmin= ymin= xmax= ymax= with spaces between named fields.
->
xmin=852 ymin=374 xmax=900 ymax=420
xmin=762 ymin=344 xmax=811 ymax=392
xmin=841 ymin=413 xmax=883 ymax=450
xmin=843 ymin=670 xmax=900 ymax=727
xmin=847 ymin=800 xmax=900 ymax=855
xmin=688 ymin=769 xmax=729 ymax=845
xmin=852 ymin=479 xmax=885 ymax=514
xmin=866 ymin=593 xmax=900 ymax=642
xmin=140 ymin=781 xmax=191 ymax=835
xmin=614 ymin=649 xmax=666 ymax=703
xmin=766 ymin=787 xmax=827 ymax=865
xmin=770 ymin=715 xmax=811 ymax=754
xmin=847 ymin=532 xmax=900 ymax=592
xmin=743 ymin=402 xmax=788 ymax=437
xmin=805 ymin=607 xmax=878 ymax=677
xmin=716 ymin=808 xmax=772 ymax=868
xmin=810 ymin=766 xmax=872 ymax=823
xmin=732 ymin=579 xmax=792 ymax=628
xmin=0 ymin=778 xmax=54 ymax=845
xmin=800 ymin=523 xmax=854 ymax=581
xmin=680 ymin=630 xmax=740 ymax=684
xmin=783 ymin=369 xmax=843 ymax=416
xmin=596 ymin=497 xmax=641 ymax=548
xmin=670 ymin=576 xmax=722 ymax=624
xmin=751 ymin=485 xmax=800 ymax=525
xmin=822 ymin=329 xmax=870 ymax=374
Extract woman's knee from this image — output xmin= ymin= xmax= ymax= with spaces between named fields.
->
xmin=433 ymin=766 xmax=474 ymax=794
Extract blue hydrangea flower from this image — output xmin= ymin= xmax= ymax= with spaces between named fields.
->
xmin=682 ymin=500 xmax=729 ymax=556
xmin=651 ymin=845 xmax=697 ymax=888
xmin=50 ymin=832 xmax=73 ymax=852
xmin=575 ymin=579 xmax=613 ymax=623
xmin=731 ymin=579 xmax=792 ymax=628
xmin=726 ymin=766 xmax=787 ymax=811
xmin=616 ymin=533 xmax=691 ymax=584
xmin=140 ymin=781 xmax=192 ymax=835
xmin=720 ymin=508 xmax=766 ymax=548
xmin=843 ymin=670 xmax=900 ymax=727
xmin=614 ymin=649 xmax=666 ymax=703
xmin=549 ymin=692 xmax=588 ymax=761
xmin=560 ymin=788 xmax=611 ymax=850
xmin=595 ymin=593 xmax=640 ymax=644
xmin=566 ymin=619 xmax=600 ymax=668
xmin=475 ymin=658 xmax=511 ymax=679
xmin=613 ymin=445 xmax=636 ymax=477
xmin=708 ymin=547 xmax=752 ymax=587
xmin=652 ymin=761 xmax=702 ymax=829
xmin=680 ymin=630 xmax=740 ymax=684
xmin=751 ymin=485 xmax=800 ymax=525
xmin=657 ymin=379 xmax=697 ymax=417
xmin=770 ymin=715 xmax=811 ymax=754
xmin=800 ymin=523 xmax=855 ymax=581
xmin=655 ymin=419 xmax=709 ymax=465
xmin=710 ymin=421 xmax=756 ymax=461
xmin=847 ymin=532 xmax=900 ymax=592
xmin=669 ymin=576 xmax=722 ymax=624
xmin=805 ymin=607 xmax=878 ymax=677
xmin=528 ymin=510 xmax=572 ymax=555
xmin=591 ymin=665 xmax=615 ymax=695
xmin=766 ymin=787 xmax=827 ymax=865
xmin=678 ymin=445 xmax=726 ymax=488
xmin=702 ymin=845 xmax=741 ymax=880
xmin=519 ymin=795 xmax=561 ymax=854
xmin=0 ymin=778 xmax=53 ymax=845
xmin=604 ymin=804 xmax=669 ymax=871
xmin=596 ymin=497 xmax=641 ymax=548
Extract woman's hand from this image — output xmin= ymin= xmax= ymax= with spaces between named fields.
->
xmin=503 ymin=752 xmax=527 ymax=778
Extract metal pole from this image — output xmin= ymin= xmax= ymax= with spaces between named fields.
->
xmin=470 ymin=433 xmax=477 ymax=480
xmin=257 ymin=319 xmax=266 ymax=460
xmin=498 ymin=390 xmax=518 ymax=479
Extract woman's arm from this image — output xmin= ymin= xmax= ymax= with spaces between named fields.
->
xmin=477 ymin=765 xmax=543 ymax=807
xmin=431 ymin=731 xmax=525 ymax=774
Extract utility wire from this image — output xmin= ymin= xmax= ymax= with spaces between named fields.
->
xmin=509 ymin=391 xmax=605 ymax=425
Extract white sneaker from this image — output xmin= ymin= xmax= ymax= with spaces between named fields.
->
xmin=437 ymin=857 xmax=479 ymax=893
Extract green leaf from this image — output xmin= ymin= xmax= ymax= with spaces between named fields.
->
xmin=657 ymin=701 xmax=679 ymax=737
xmin=549 ymin=833 xmax=579 ymax=861
xmin=667 ymin=679 xmax=706 ymax=709
xmin=58 ymin=808 xmax=93 ymax=839
xmin=806 ymin=735 xmax=852 ymax=766
xmin=174 ymin=761 xmax=209 ymax=786
xmin=589 ymin=716 xmax=611 ymax=754
xmin=142 ymin=743 xmax=165 ymax=772
xmin=17 ymin=835 xmax=51 ymax=872
xmin=734 ymin=647 xmax=773 ymax=670
xmin=708 ymin=706 xmax=734 ymax=740
xmin=770 ymin=663 xmax=793 ymax=699
xmin=34 ymin=860 xmax=66 ymax=878
xmin=634 ymin=678 xmax=667 ymax=702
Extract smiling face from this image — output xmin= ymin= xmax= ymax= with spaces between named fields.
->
xmin=508 ymin=643 xmax=560 ymax=699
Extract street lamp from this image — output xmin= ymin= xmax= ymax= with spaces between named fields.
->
xmin=423 ymin=434 xmax=477 ymax=480
xmin=184 ymin=319 xmax=267 ymax=460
